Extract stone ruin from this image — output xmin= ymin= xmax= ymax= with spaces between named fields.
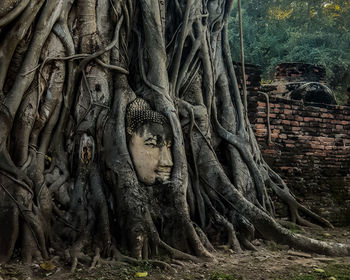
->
xmin=260 ymin=62 xmax=337 ymax=105
xmin=233 ymin=62 xmax=350 ymax=225
xmin=233 ymin=62 xmax=262 ymax=92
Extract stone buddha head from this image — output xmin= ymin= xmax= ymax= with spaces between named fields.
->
xmin=126 ymin=98 xmax=173 ymax=185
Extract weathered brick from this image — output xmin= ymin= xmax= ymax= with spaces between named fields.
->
xmin=320 ymin=113 xmax=334 ymax=119
xmin=271 ymin=119 xmax=282 ymax=125
xmin=264 ymin=149 xmax=277 ymax=154
xmin=256 ymin=112 xmax=267 ymax=118
xmin=336 ymin=125 xmax=343 ymax=130
xmin=255 ymin=118 xmax=265 ymax=124
xmin=313 ymin=112 xmax=322 ymax=117
xmin=255 ymin=128 xmax=267 ymax=134
xmin=279 ymin=134 xmax=287 ymax=139
xmin=255 ymin=124 xmax=266 ymax=129
xmin=298 ymin=135 xmax=312 ymax=141
xmin=318 ymin=137 xmax=334 ymax=143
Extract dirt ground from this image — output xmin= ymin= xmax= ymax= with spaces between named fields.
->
xmin=1 ymin=226 xmax=349 ymax=280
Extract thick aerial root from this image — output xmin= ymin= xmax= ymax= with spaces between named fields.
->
xmin=113 ymin=247 xmax=176 ymax=272
xmin=89 ymin=247 xmax=101 ymax=270
xmin=159 ymin=240 xmax=202 ymax=262
xmin=200 ymin=190 xmax=241 ymax=252
xmin=89 ymin=247 xmax=176 ymax=273
xmin=0 ymin=0 xmax=31 ymax=28
xmin=239 ymin=238 xmax=257 ymax=252
xmin=89 ymin=165 xmax=112 ymax=251
xmin=193 ymin=224 xmax=215 ymax=252
xmin=70 ymin=257 xmax=78 ymax=273
xmin=149 ymin=260 xmax=177 ymax=273
xmin=21 ymin=224 xmax=44 ymax=264
xmin=0 ymin=177 xmax=49 ymax=261
xmin=0 ymin=0 xmax=46 ymax=91
xmin=229 ymin=212 xmax=256 ymax=251
xmin=267 ymin=168 xmax=333 ymax=229
xmin=4 ymin=0 xmax=64 ymax=116
xmin=22 ymin=208 xmax=49 ymax=260
xmin=68 ymin=243 xmax=91 ymax=273
xmin=47 ymin=170 xmax=69 ymax=195
xmin=278 ymin=220 xmax=305 ymax=232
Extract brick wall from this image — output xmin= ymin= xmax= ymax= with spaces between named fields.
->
xmin=248 ymin=92 xmax=350 ymax=226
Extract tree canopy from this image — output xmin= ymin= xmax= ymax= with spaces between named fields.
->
xmin=229 ymin=0 xmax=350 ymax=103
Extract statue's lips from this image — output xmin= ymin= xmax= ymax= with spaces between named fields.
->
xmin=156 ymin=168 xmax=172 ymax=178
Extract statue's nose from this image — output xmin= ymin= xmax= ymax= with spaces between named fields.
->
xmin=159 ymin=146 xmax=173 ymax=167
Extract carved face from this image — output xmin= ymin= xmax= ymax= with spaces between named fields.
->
xmin=128 ymin=122 xmax=173 ymax=185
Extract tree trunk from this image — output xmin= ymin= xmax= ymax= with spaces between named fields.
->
xmin=0 ymin=0 xmax=349 ymax=268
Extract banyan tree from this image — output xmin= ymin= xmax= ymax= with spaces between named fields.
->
xmin=0 ymin=0 xmax=349 ymax=270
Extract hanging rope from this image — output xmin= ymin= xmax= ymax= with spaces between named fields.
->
xmin=238 ymin=0 xmax=248 ymax=118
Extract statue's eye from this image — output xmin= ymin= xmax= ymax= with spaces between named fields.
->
xmin=144 ymin=137 xmax=157 ymax=147
xmin=145 ymin=142 xmax=157 ymax=147
xmin=144 ymin=139 xmax=157 ymax=147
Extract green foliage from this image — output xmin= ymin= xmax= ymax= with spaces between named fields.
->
xmin=229 ymin=0 xmax=350 ymax=104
